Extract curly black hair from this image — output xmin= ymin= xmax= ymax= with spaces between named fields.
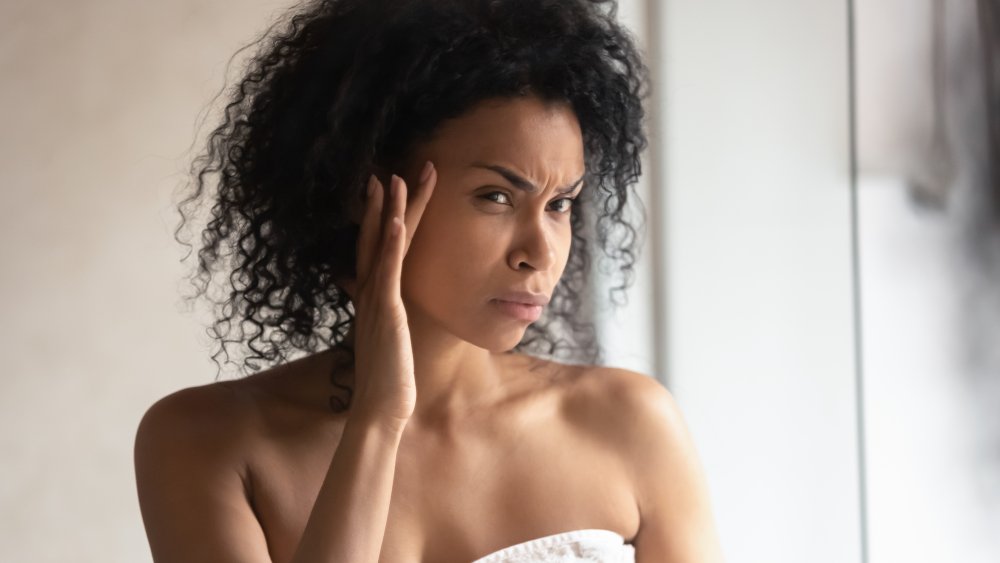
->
xmin=174 ymin=0 xmax=650 ymax=410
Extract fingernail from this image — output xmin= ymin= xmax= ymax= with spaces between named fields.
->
xmin=419 ymin=161 xmax=434 ymax=183
xmin=367 ymin=175 xmax=376 ymax=197
xmin=390 ymin=175 xmax=400 ymax=196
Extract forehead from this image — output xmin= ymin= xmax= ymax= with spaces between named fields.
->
xmin=414 ymin=96 xmax=585 ymax=173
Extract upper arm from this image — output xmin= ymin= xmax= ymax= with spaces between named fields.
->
xmin=134 ymin=385 xmax=272 ymax=563
xmin=606 ymin=370 xmax=725 ymax=563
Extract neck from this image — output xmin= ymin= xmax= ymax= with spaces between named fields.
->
xmin=340 ymin=310 xmax=513 ymax=429
xmin=409 ymin=311 xmax=512 ymax=429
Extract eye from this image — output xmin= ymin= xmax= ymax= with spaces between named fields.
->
xmin=481 ymin=191 xmax=512 ymax=206
xmin=479 ymin=191 xmax=577 ymax=214
xmin=549 ymin=197 xmax=577 ymax=214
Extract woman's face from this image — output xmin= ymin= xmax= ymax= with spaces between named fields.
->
xmin=400 ymin=95 xmax=586 ymax=352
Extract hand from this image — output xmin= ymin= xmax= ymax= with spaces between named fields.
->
xmin=347 ymin=162 xmax=436 ymax=430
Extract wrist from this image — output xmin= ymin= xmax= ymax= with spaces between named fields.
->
xmin=345 ymin=406 xmax=410 ymax=439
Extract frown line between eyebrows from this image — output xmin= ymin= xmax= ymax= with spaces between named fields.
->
xmin=469 ymin=162 xmax=585 ymax=195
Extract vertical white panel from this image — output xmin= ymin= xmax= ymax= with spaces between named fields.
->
xmin=592 ymin=0 xmax=658 ymax=379
xmin=658 ymin=1 xmax=862 ymax=561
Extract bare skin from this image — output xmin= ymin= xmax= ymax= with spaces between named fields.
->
xmin=135 ymin=96 xmax=723 ymax=562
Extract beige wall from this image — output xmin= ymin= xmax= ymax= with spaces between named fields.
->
xmin=0 ymin=1 xmax=287 ymax=560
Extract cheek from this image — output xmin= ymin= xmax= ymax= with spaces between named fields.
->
xmin=401 ymin=209 xmax=502 ymax=295
xmin=551 ymin=221 xmax=573 ymax=255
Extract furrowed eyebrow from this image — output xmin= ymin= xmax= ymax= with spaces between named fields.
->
xmin=470 ymin=162 xmax=585 ymax=195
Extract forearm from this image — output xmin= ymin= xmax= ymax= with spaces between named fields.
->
xmin=292 ymin=412 xmax=406 ymax=563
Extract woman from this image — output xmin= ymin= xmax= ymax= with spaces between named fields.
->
xmin=134 ymin=0 xmax=723 ymax=561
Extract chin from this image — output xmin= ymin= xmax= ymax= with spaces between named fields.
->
xmin=406 ymin=299 xmax=531 ymax=352
xmin=467 ymin=326 xmax=530 ymax=353
xmin=449 ymin=315 xmax=531 ymax=353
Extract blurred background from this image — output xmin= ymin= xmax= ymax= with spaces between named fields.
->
xmin=1 ymin=0 xmax=997 ymax=561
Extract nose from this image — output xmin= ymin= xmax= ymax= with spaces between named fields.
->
xmin=507 ymin=219 xmax=557 ymax=272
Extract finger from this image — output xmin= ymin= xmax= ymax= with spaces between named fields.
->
xmin=402 ymin=161 xmax=437 ymax=254
xmin=379 ymin=174 xmax=407 ymax=258
xmin=356 ymin=174 xmax=383 ymax=282
xmin=384 ymin=216 xmax=406 ymax=302
xmin=375 ymin=175 xmax=407 ymax=299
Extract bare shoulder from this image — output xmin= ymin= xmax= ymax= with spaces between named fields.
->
xmin=135 ymin=349 xmax=330 ymax=451
xmin=133 ymin=380 xmax=260 ymax=512
xmin=134 ymin=379 xmax=272 ymax=562
xmin=505 ymin=357 xmax=691 ymax=470
xmin=565 ymin=366 xmax=724 ymax=560
xmin=135 ymin=379 xmax=259 ymax=457
xmin=573 ymin=365 xmax=697 ymax=478
xmin=561 ymin=364 xmax=683 ymax=447
xmin=574 ymin=365 xmax=672 ymax=408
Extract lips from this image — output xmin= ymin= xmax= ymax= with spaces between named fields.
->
xmin=490 ymin=290 xmax=549 ymax=322
xmin=491 ymin=299 xmax=544 ymax=322
xmin=492 ymin=291 xmax=550 ymax=307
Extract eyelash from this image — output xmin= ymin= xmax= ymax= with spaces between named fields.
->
xmin=481 ymin=191 xmax=577 ymax=213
